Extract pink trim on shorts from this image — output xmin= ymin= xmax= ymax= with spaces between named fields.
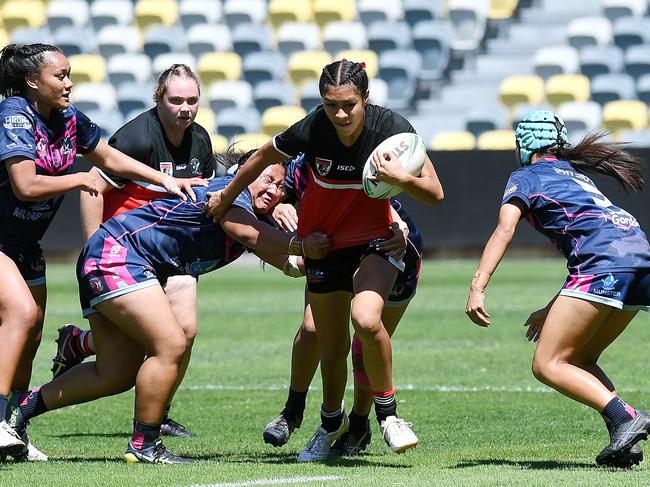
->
xmin=100 ymin=236 xmax=137 ymax=291
xmin=565 ymin=274 xmax=595 ymax=293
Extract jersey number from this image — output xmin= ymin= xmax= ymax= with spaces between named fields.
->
xmin=573 ymin=178 xmax=612 ymax=208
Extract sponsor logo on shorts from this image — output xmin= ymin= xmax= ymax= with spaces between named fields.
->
xmin=143 ymin=267 xmax=155 ymax=279
xmin=109 ymin=245 xmax=122 ymax=255
xmin=84 ymin=259 xmax=98 ymax=275
xmin=159 ymin=162 xmax=174 ymax=176
xmin=306 ymin=268 xmax=325 ymax=284
xmin=3 ymin=115 xmax=31 ymax=130
xmin=593 ymin=273 xmax=622 ymax=298
xmin=89 ymin=277 xmax=104 ymax=295
xmin=29 ymin=258 xmax=45 ymax=272
xmin=315 ymin=157 xmax=332 ymax=177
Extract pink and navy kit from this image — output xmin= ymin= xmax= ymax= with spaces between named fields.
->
xmin=502 ymin=157 xmax=650 ymax=310
xmin=0 ymin=96 xmax=100 ymax=284
xmin=77 ymin=174 xmax=252 ymax=316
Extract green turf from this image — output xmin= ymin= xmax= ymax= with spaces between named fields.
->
xmin=3 ymin=259 xmax=650 ymax=486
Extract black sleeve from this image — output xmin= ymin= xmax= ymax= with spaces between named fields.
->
xmin=197 ymin=127 xmax=216 ymax=178
xmin=272 ymin=107 xmax=321 ymax=157
xmin=380 ymin=109 xmax=416 ymax=137
xmin=105 ymin=116 xmax=151 ymax=186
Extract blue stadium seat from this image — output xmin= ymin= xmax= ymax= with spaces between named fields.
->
xmin=72 ymin=82 xmax=117 ymax=113
xmin=636 ymin=74 xmax=650 ymax=105
xmin=613 ymin=16 xmax=650 ymax=51
xmin=186 ymin=24 xmax=232 ymax=59
xmin=277 ymin=22 xmax=321 ymax=58
xmin=624 ymin=44 xmax=650 ymax=80
xmin=97 ymin=25 xmax=141 ymax=58
xmin=557 ymin=100 xmax=603 ymax=144
xmin=368 ymin=21 xmax=412 ymax=55
xmin=579 ymin=45 xmax=624 ymax=79
xmin=242 ymin=51 xmax=287 ymax=88
xmin=85 ymin=109 xmax=125 ymax=139
xmin=567 ymin=17 xmax=613 ymax=49
xmin=403 ymin=0 xmax=445 ymax=27
xmin=322 ymin=21 xmax=367 ymax=55
xmin=11 ymin=27 xmax=53 ymax=46
xmin=377 ymin=49 xmax=422 ymax=110
xmin=412 ymin=20 xmax=452 ymax=82
xmin=368 ymin=77 xmax=388 ymax=107
xmin=448 ymin=0 xmax=490 ymax=52
xmin=222 ymin=0 xmax=267 ymax=28
xmin=216 ymin=107 xmax=262 ymax=140
xmin=151 ymin=52 xmax=197 ymax=81
xmin=46 ymin=0 xmax=90 ymax=33
xmin=253 ymin=80 xmax=296 ymax=113
xmin=232 ymin=23 xmax=273 ymax=58
xmin=357 ymin=0 xmax=403 ymax=25
xmin=534 ymin=45 xmax=579 ymax=79
xmin=603 ymin=0 xmax=648 ymax=22
xmin=465 ymin=105 xmax=509 ymax=138
xmin=208 ymin=80 xmax=253 ymax=112
xmin=143 ymin=26 xmax=186 ymax=60
xmin=178 ymin=0 xmax=222 ymax=30
xmin=618 ymin=128 xmax=650 ymax=147
xmin=107 ymin=53 xmax=152 ymax=86
xmin=590 ymin=73 xmax=637 ymax=105
xmin=90 ymin=0 xmax=134 ymax=31
xmin=54 ymin=26 xmax=96 ymax=56
xmin=299 ymin=80 xmax=321 ymax=112
xmin=116 ymin=82 xmax=154 ymax=117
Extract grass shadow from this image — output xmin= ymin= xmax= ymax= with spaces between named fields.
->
xmin=451 ymin=458 xmax=602 ymax=470
xmin=51 ymin=432 xmax=130 ymax=439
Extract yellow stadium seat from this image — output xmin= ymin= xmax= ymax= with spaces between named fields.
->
xmin=262 ymin=105 xmax=306 ymax=136
xmin=231 ymin=132 xmax=272 ymax=152
xmin=499 ymin=75 xmax=545 ymax=110
xmin=268 ymin=0 xmax=313 ymax=29
xmin=489 ymin=0 xmax=519 ymax=20
xmin=602 ymin=100 xmax=648 ymax=133
xmin=545 ymin=74 xmax=590 ymax=107
xmin=1 ymin=0 xmax=46 ymax=33
xmin=195 ymin=107 xmax=216 ymax=134
xmin=134 ymin=0 xmax=178 ymax=32
xmin=313 ymin=0 xmax=356 ymax=28
xmin=0 ymin=28 xmax=9 ymax=48
xmin=477 ymin=130 xmax=516 ymax=150
xmin=431 ymin=131 xmax=477 ymax=151
xmin=69 ymin=54 xmax=106 ymax=84
xmin=210 ymin=133 xmax=229 ymax=154
xmin=198 ymin=52 xmax=242 ymax=87
xmin=335 ymin=49 xmax=378 ymax=78
xmin=288 ymin=51 xmax=332 ymax=88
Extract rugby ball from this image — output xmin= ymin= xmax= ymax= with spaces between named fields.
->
xmin=362 ymin=132 xmax=426 ymax=199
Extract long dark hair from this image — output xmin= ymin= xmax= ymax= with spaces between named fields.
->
xmin=0 ymin=43 xmax=63 ymax=98
xmin=545 ymin=131 xmax=645 ymax=191
xmin=215 ymin=147 xmax=256 ymax=171
xmin=318 ymin=59 xmax=368 ymax=97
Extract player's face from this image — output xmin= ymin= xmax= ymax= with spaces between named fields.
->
xmin=30 ymin=51 xmax=73 ymax=113
xmin=249 ymin=164 xmax=285 ymax=214
xmin=322 ymin=84 xmax=368 ymax=146
xmin=157 ymin=76 xmax=199 ymax=132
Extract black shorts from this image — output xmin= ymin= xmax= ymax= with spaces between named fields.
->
xmin=0 ymin=242 xmax=46 ymax=287
xmin=386 ymin=238 xmax=422 ymax=307
xmin=306 ymin=238 xmax=400 ymax=294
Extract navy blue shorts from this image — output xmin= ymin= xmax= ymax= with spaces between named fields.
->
xmin=0 ymin=242 xmax=46 ymax=287
xmin=560 ymin=270 xmax=650 ymax=312
xmin=77 ymin=228 xmax=159 ymax=317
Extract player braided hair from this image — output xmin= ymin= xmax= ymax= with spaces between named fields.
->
xmin=318 ymin=59 xmax=368 ymax=97
xmin=153 ymin=63 xmax=201 ymax=102
xmin=543 ymin=131 xmax=645 ymax=191
xmin=0 ymin=43 xmax=63 ymax=98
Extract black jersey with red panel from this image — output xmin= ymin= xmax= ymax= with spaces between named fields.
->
xmin=100 ymin=108 xmax=215 ymax=220
xmin=273 ymin=104 xmax=415 ymax=250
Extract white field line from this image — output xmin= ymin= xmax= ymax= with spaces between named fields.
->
xmin=186 ymin=475 xmax=341 ymax=487
xmin=180 ymin=383 xmax=556 ymax=393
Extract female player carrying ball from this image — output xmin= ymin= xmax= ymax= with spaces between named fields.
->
xmin=205 ymin=59 xmax=444 ymax=461
xmin=466 ymin=110 xmax=650 ymax=468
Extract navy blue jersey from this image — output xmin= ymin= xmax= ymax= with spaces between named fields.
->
xmin=100 ymin=174 xmax=252 ymax=281
xmin=0 ymin=96 xmax=101 ymax=245
xmin=502 ymin=158 xmax=650 ymax=275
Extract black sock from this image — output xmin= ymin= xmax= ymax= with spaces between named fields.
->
xmin=348 ymin=410 xmax=370 ymax=433
xmin=0 ymin=394 xmax=8 ymax=421
xmin=321 ymin=405 xmax=344 ymax=433
xmin=283 ymin=388 xmax=307 ymax=426
xmin=602 ymin=397 xmax=636 ymax=427
xmin=18 ymin=388 xmax=49 ymax=425
xmin=132 ymin=420 xmax=161 ymax=449
xmin=373 ymin=392 xmax=397 ymax=423
xmin=162 ymin=405 xmax=171 ymax=422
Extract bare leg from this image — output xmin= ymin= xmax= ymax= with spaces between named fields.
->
xmin=290 ymin=288 xmax=320 ymax=392
xmin=12 ymin=284 xmax=47 ymax=391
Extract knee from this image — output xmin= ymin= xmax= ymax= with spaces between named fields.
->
xmin=164 ymin=330 xmax=188 ymax=364
xmin=6 ymin=300 xmax=41 ymax=334
xmin=320 ymin=347 xmax=348 ymax=370
xmin=96 ymin=362 xmax=138 ymax=394
xmin=179 ymin=320 xmax=198 ymax=345
xmin=531 ymin=355 xmax=561 ymax=385
xmin=300 ymin=314 xmax=316 ymax=335
xmin=351 ymin=312 xmax=383 ymax=341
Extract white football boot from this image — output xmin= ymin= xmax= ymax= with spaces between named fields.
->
xmin=380 ymin=416 xmax=418 ymax=453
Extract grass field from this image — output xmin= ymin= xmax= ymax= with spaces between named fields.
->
xmin=3 ymin=258 xmax=650 ymax=486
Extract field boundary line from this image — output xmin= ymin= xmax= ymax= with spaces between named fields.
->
xmin=186 ymin=475 xmax=341 ymax=487
xmin=181 ymin=384 xmax=557 ymax=393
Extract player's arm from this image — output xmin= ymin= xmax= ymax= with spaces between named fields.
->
xmin=79 ymin=167 xmax=114 ymax=239
xmin=465 ymin=199 xmax=525 ymax=327
xmin=378 ymin=206 xmax=408 ymax=259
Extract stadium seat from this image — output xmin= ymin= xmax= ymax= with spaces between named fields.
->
xmin=489 ymin=0 xmax=519 ymax=20
xmin=232 ymin=23 xmax=273 ymax=58
xmin=194 ymin=107 xmax=216 ymax=134
xmin=603 ymin=0 xmax=647 ymax=22
xmin=477 ymin=129 xmax=516 ymax=150
xmin=1 ymin=0 xmax=46 ymax=33
xmin=590 ymin=73 xmax=636 ymax=105
xmin=46 ymin=0 xmax=89 ymax=32
xmin=335 ymin=50 xmax=379 ymax=79
xmin=322 ymin=22 xmax=368 ymax=56
xmin=313 ymin=0 xmax=356 ymax=28
xmin=534 ymin=46 xmax=579 ymax=79
xmin=617 ymin=128 xmax=650 ymax=147
xmin=208 ymin=80 xmax=253 ymax=112
xmin=602 ymin=100 xmax=648 ymax=133
xmin=10 ymin=27 xmax=52 ymax=46
xmin=179 ymin=0 xmax=222 ymax=30
xmin=262 ymin=106 xmax=306 ymax=136
xmin=447 ymin=0 xmax=490 ymax=51
xmin=198 ymin=52 xmax=242 ymax=87
xmin=357 ymin=0 xmax=403 ymax=25
xmin=430 ymin=131 xmax=476 ymax=150
xmin=69 ymin=54 xmax=106 ymax=84
xmin=624 ymin=45 xmax=650 ymax=80
xmin=72 ymin=82 xmax=117 ymax=113
xmin=268 ymin=0 xmax=313 ymax=29
xmin=637 ymin=74 xmax=650 ymax=105
xmin=107 ymin=53 xmax=152 ymax=86
xmin=97 ymin=25 xmax=141 ymax=58
xmin=465 ymin=105 xmax=509 ymax=137
xmin=116 ymin=82 xmax=153 ymax=116
xmin=499 ymin=75 xmax=545 ymax=110
xmin=186 ymin=24 xmax=232 ymax=59
xmin=152 ymin=53 xmax=197 ymax=81
xmin=210 ymin=133 xmax=229 ymax=155
xmin=222 ymin=0 xmax=267 ymax=28
xmin=612 ymin=17 xmax=650 ymax=51
xmin=579 ymin=45 xmax=624 ymax=80
xmin=277 ymin=22 xmax=321 ymax=58
xmin=412 ymin=20 xmax=452 ymax=82
xmin=85 ymin=109 xmax=125 ymax=139
xmin=134 ymin=0 xmax=178 ymax=32
xmin=216 ymin=107 xmax=261 ymax=139
xmin=90 ymin=0 xmax=134 ymax=31
xmin=253 ymin=81 xmax=296 ymax=113
xmin=54 ymin=26 xmax=97 ymax=56
xmin=299 ymin=80 xmax=321 ymax=112
xmin=545 ymin=74 xmax=590 ymax=107
xmin=557 ymin=100 xmax=602 ymax=144
xmin=377 ymin=49 xmax=422 ymax=110
xmin=567 ymin=17 xmax=613 ymax=49
xmin=242 ymin=51 xmax=287 ymax=88
xmin=368 ymin=77 xmax=388 ymax=106
xmin=288 ymin=51 xmax=332 ymax=88
xmin=230 ymin=132 xmax=271 ymax=152
xmin=367 ymin=21 xmax=412 ymax=55
xmin=403 ymin=0 xmax=445 ymax=27
xmin=143 ymin=26 xmax=186 ymax=60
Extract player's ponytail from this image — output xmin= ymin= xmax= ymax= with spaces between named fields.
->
xmin=319 ymin=59 xmax=369 ymax=98
xmin=0 ymin=43 xmax=62 ymax=98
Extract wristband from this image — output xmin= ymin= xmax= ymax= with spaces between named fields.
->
xmin=471 ymin=269 xmax=491 ymax=291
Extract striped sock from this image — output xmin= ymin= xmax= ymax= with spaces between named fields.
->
xmin=321 ymin=404 xmax=344 ymax=433
xmin=79 ymin=330 xmax=93 ymax=356
xmin=602 ymin=397 xmax=636 ymax=426
xmin=131 ymin=420 xmax=161 ymax=450
xmin=18 ymin=388 xmax=49 ymax=424
xmin=373 ymin=390 xmax=397 ymax=423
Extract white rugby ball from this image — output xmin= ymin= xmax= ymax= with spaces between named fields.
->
xmin=362 ymin=132 xmax=426 ymax=199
